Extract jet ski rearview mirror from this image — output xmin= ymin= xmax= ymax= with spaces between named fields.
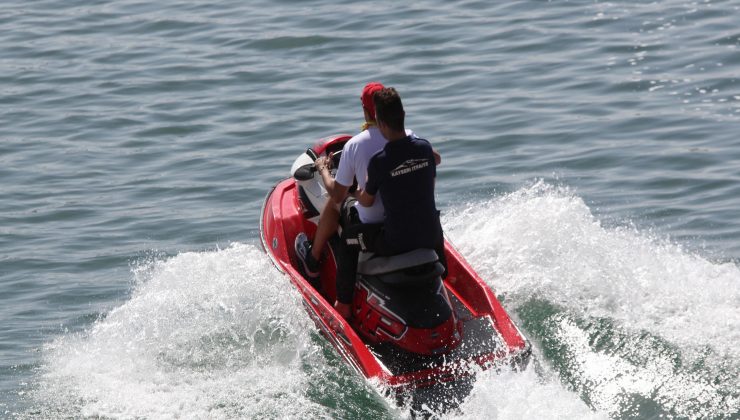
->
xmin=293 ymin=164 xmax=316 ymax=181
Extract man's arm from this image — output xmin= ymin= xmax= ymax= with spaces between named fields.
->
xmin=360 ymin=153 xmax=382 ymax=208
xmin=355 ymin=189 xmax=375 ymax=207
xmin=432 ymin=148 xmax=441 ymax=166
xmin=315 ymin=156 xmax=350 ymax=204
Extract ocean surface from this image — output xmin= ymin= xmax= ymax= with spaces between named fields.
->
xmin=1 ymin=0 xmax=739 ymax=418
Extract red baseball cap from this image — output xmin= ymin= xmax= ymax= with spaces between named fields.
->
xmin=361 ymin=82 xmax=384 ymax=118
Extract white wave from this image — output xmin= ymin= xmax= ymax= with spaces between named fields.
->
xmin=549 ymin=315 xmax=738 ymax=419
xmin=450 ymin=364 xmax=608 ymax=420
xmin=36 ymin=243 xmax=379 ymax=419
xmin=443 ymin=180 xmax=740 ymax=358
xmin=34 ymin=185 xmax=740 ymax=419
xmin=443 ymin=180 xmax=740 ymax=418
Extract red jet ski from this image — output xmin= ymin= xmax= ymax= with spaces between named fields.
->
xmin=260 ymin=134 xmax=530 ymax=412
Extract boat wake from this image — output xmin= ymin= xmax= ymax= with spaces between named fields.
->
xmin=444 ymin=180 xmax=740 ymax=419
xmin=25 ymin=181 xmax=739 ymax=419
xmin=29 ymin=245 xmax=391 ymax=419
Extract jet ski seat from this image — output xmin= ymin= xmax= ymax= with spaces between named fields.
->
xmin=357 ymin=248 xmax=444 ymax=285
xmin=355 ymin=249 xmax=451 ymax=329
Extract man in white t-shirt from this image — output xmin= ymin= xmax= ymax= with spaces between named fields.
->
xmin=295 ymin=82 xmax=386 ymax=317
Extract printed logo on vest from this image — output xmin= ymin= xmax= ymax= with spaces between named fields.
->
xmin=390 ymin=159 xmax=429 ymax=177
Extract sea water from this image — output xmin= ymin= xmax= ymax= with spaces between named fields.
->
xmin=1 ymin=0 xmax=738 ymax=418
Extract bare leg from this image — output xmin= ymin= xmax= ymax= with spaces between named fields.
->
xmin=311 ymin=200 xmax=340 ymax=260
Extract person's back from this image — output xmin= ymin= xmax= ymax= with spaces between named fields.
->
xmin=366 ymin=135 xmax=440 ymax=253
xmin=358 ymin=87 xmax=445 ymax=262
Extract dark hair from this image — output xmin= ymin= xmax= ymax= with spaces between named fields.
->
xmin=373 ymin=87 xmax=405 ymax=131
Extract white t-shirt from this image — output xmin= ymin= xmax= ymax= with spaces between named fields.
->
xmin=335 ymin=126 xmax=413 ymax=224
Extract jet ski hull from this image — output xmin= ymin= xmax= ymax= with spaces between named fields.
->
xmin=259 ymin=135 xmax=531 ymax=409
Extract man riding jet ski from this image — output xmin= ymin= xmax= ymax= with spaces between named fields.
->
xmin=294 ymin=85 xmax=458 ymax=355
xmin=260 ymin=83 xmax=530 ymax=413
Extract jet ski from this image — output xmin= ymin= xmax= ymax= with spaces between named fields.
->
xmin=260 ymin=134 xmax=531 ymax=413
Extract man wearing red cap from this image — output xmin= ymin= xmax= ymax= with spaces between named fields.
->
xmin=296 ymin=83 xmax=441 ymax=319
xmin=295 ymin=82 xmax=398 ymax=318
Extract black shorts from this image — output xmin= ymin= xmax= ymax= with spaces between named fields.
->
xmin=338 ymin=197 xmax=388 ymax=254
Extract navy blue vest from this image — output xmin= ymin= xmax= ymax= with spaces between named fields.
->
xmin=366 ymin=136 xmax=441 ymax=253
